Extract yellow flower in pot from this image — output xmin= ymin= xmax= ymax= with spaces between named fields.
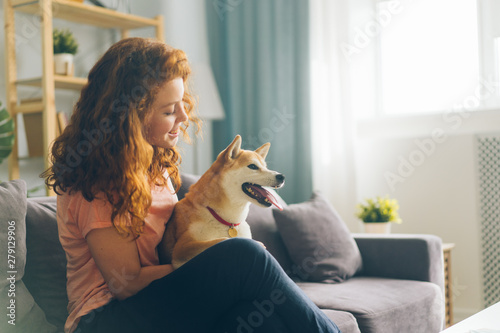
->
xmin=355 ymin=196 xmax=402 ymax=233
xmin=53 ymin=28 xmax=79 ymax=76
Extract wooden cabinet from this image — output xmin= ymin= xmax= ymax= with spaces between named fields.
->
xmin=3 ymin=0 xmax=163 ymax=190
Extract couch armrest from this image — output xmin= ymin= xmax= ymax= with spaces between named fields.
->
xmin=353 ymin=233 xmax=444 ymax=292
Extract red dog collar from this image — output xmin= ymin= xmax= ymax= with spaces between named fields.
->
xmin=207 ymin=207 xmax=241 ymax=227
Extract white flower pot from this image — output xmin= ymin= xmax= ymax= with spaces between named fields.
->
xmin=54 ymin=53 xmax=74 ymax=76
xmin=363 ymin=222 xmax=391 ymax=234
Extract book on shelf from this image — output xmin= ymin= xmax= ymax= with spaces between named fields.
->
xmin=57 ymin=111 xmax=69 ymax=136
xmin=21 ymin=98 xmax=69 ymax=157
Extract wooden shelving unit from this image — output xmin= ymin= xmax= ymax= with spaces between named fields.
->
xmin=11 ymin=0 xmax=163 ymax=30
xmin=443 ymin=243 xmax=455 ymax=327
xmin=16 ymin=75 xmax=88 ymax=90
xmin=3 ymin=0 xmax=163 ymax=188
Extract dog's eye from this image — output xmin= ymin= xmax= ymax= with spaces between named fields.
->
xmin=248 ymin=164 xmax=259 ymax=170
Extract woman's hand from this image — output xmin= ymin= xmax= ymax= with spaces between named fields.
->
xmin=163 ymin=264 xmax=175 ymax=275
xmin=86 ymin=227 xmax=173 ymax=300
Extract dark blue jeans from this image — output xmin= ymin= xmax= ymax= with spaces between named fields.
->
xmin=76 ymin=238 xmax=341 ymax=333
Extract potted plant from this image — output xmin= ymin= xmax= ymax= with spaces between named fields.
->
xmin=0 ymin=101 xmax=15 ymax=179
xmin=53 ymin=28 xmax=79 ymax=76
xmin=355 ymin=196 xmax=402 ymax=233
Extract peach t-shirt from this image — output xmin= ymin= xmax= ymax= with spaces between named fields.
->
xmin=57 ymin=181 xmax=177 ymax=333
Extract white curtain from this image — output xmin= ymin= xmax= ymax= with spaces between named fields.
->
xmin=309 ymin=0 xmax=376 ymax=230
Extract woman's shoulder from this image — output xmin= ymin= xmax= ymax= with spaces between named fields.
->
xmin=57 ymin=191 xmax=116 ymax=243
xmin=58 ymin=189 xmax=114 ymax=219
xmin=58 ymin=188 xmax=108 ymax=204
xmin=151 ymin=179 xmax=178 ymax=204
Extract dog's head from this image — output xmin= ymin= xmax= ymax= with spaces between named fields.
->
xmin=216 ymin=135 xmax=285 ymax=210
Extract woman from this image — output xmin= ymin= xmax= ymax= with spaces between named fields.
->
xmin=43 ymin=38 xmax=340 ymax=333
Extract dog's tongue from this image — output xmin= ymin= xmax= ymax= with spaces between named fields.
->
xmin=252 ymin=185 xmax=283 ymax=211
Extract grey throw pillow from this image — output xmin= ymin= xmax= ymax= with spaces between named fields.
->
xmin=178 ymin=173 xmax=200 ymax=200
xmin=0 ymin=180 xmax=56 ymax=333
xmin=273 ymin=191 xmax=362 ymax=283
xmin=24 ymin=197 xmax=68 ymax=331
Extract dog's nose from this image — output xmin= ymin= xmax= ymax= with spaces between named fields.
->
xmin=276 ymin=174 xmax=285 ymax=182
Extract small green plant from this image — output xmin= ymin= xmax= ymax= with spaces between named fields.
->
xmin=355 ymin=196 xmax=402 ymax=223
xmin=53 ymin=28 xmax=79 ymax=55
xmin=0 ymin=101 xmax=15 ymax=167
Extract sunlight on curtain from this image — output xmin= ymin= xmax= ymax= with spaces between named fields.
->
xmin=310 ymin=0 xmax=360 ymax=229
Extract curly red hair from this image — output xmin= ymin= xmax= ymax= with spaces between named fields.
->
xmin=42 ymin=38 xmax=200 ymax=236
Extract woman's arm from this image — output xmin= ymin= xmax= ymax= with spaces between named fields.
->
xmin=86 ymin=227 xmax=174 ymax=300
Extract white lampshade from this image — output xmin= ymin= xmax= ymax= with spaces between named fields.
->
xmin=189 ymin=62 xmax=225 ymax=120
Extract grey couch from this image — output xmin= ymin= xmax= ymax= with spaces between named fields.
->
xmin=0 ymin=176 xmax=445 ymax=333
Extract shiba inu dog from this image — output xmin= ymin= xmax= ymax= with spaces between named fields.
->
xmin=159 ymin=135 xmax=285 ymax=269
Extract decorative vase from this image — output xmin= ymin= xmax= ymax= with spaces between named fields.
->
xmin=54 ymin=53 xmax=74 ymax=76
xmin=363 ymin=222 xmax=391 ymax=234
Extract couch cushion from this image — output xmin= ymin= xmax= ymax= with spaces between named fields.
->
xmin=178 ymin=173 xmax=200 ymax=200
xmin=321 ymin=309 xmax=360 ymax=333
xmin=274 ymin=191 xmax=362 ymax=283
xmin=298 ymin=277 xmax=444 ymax=333
xmin=24 ymin=197 xmax=68 ymax=332
xmin=246 ymin=204 xmax=293 ymax=271
xmin=179 ymin=173 xmax=293 ymax=270
xmin=0 ymin=180 xmax=56 ymax=333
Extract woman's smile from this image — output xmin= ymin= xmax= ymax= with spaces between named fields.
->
xmin=145 ymin=77 xmax=188 ymax=148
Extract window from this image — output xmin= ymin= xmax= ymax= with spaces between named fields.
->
xmin=377 ymin=0 xmax=481 ymax=115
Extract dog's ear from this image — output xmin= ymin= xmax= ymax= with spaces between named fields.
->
xmin=255 ymin=142 xmax=270 ymax=159
xmin=223 ymin=135 xmax=242 ymax=160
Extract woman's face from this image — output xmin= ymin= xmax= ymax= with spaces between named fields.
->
xmin=145 ymin=77 xmax=188 ymax=149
